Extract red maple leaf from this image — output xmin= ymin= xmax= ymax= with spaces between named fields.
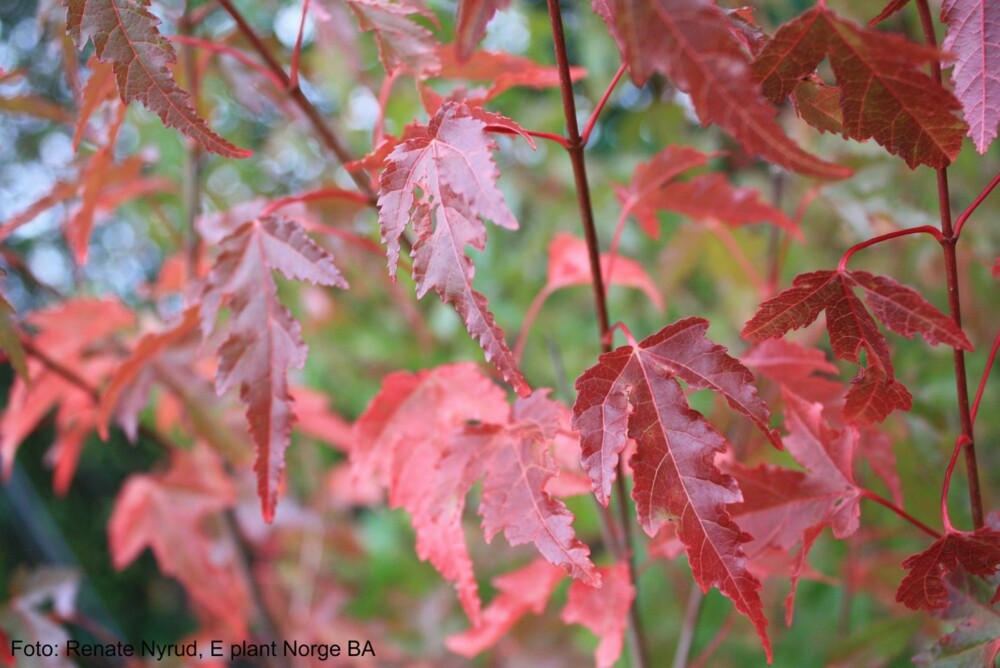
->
xmin=200 ymin=215 xmax=348 ymax=522
xmin=897 ymin=527 xmax=1000 ymax=611
xmin=561 ymin=562 xmax=635 ymax=668
xmin=750 ymin=6 xmax=967 ymax=168
xmin=378 ymin=100 xmax=529 ymax=396
xmin=572 ymin=318 xmax=773 ymax=660
xmin=743 ymin=269 xmax=971 ymax=423
xmin=353 ymin=368 xmax=597 ymax=621
xmin=446 ymin=559 xmax=565 ymax=656
xmin=593 ymin=0 xmax=849 ymax=179
xmin=454 ymin=0 xmax=511 ymax=61
xmin=66 ymin=0 xmax=250 ymax=158
xmin=108 ymin=444 xmax=250 ymax=636
xmin=344 ymin=0 xmax=441 ymax=76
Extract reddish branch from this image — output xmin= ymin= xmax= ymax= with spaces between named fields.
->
xmin=545 ymin=3 xmax=648 ymax=666
xmin=913 ymin=0 xmax=983 ymax=529
xmin=859 ymin=489 xmax=941 ymax=539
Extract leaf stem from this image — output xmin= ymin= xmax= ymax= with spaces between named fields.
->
xmin=970 ymin=327 xmax=1000 ymax=425
xmin=836 ymin=225 xmax=942 ymax=272
xmin=216 ymin=0 xmax=376 ymax=203
xmin=485 ymin=125 xmax=570 ymax=148
xmin=953 ymin=170 xmax=1000 ymax=238
xmin=581 ymin=63 xmax=626 ymax=147
xmin=546 ymin=3 xmax=647 ymax=665
xmin=859 ymin=489 xmax=941 ymax=539
xmin=914 ymin=0 xmax=983 ymax=529
xmin=940 ymin=435 xmax=971 ymax=533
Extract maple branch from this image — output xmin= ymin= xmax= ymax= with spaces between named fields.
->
xmin=580 ymin=63 xmax=626 ymax=147
xmin=953 ymin=170 xmax=1000 ymax=238
xmin=288 ymin=0 xmax=312 ymax=90
xmin=546 ymin=3 xmax=647 ymax=666
xmin=971 ymin=328 xmax=1000 ymax=425
xmin=914 ymin=0 xmax=984 ymax=529
xmin=836 ymin=225 xmax=942 ymax=272
xmin=216 ymin=0 xmax=377 ymax=203
xmin=859 ymin=489 xmax=941 ymax=539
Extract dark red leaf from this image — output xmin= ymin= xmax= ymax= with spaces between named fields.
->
xmin=66 ymin=0 xmax=251 ymax=158
xmin=616 ymin=145 xmax=711 ymax=238
xmin=200 ymin=216 xmax=348 ymax=522
xmin=572 ymin=318 xmax=771 ymax=660
xmin=897 ymin=528 xmax=1000 ymax=611
xmin=594 ymin=0 xmax=849 ymax=179
xmin=651 ymin=174 xmax=799 ymax=235
xmin=750 ymin=6 xmax=966 ymax=168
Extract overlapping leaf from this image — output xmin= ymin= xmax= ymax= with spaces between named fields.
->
xmin=200 ymin=216 xmax=348 ymax=522
xmin=561 ymin=562 xmax=635 ymax=668
xmin=108 ymin=444 xmax=250 ymax=635
xmin=941 ymin=0 xmax=1000 ymax=153
xmin=742 ymin=269 xmax=971 ymax=423
xmin=751 ymin=6 xmax=967 ymax=168
xmin=352 ymin=367 xmax=597 ymax=622
xmin=378 ymin=100 xmax=529 ymax=396
xmin=344 ymin=0 xmax=441 ymax=76
xmin=914 ymin=595 xmax=1000 ymax=666
xmin=572 ymin=318 xmax=773 ymax=659
xmin=593 ymin=0 xmax=848 ymax=179
xmin=615 ymin=145 xmax=796 ymax=236
xmin=65 ymin=0 xmax=250 ymax=158
xmin=454 ymin=0 xmax=511 ymax=61
xmin=446 ymin=559 xmax=565 ymax=656
xmin=545 ymin=232 xmax=661 ymax=309
xmin=897 ymin=528 xmax=1000 ymax=611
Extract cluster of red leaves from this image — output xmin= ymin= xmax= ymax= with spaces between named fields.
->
xmin=1 ymin=0 xmax=999 ymax=664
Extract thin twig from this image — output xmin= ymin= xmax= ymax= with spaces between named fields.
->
xmin=181 ymin=4 xmax=203 ymax=281
xmin=859 ymin=489 xmax=941 ymax=539
xmin=581 ymin=63 xmax=626 ymax=147
xmin=953 ymin=170 xmax=1000 ymax=238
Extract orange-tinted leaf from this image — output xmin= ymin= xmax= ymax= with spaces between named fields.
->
xmin=200 ymin=216 xmax=348 ymax=522
xmin=652 ymin=174 xmax=799 ymax=235
xmin=98 ymin=307 xmax=200 ymax=441
xmin=561 ymin=562 xmax=635 ymax=668
xmin=750 ymin=6 xmax=966 ymax=168
xmin=942 ymin=0 xmax=1000 ymax=153
xmin=897 ymin=528 xmax=1000 ymax=611
xmin=594 ymin=0 xmax=849 ymax=179
xmin=435 ymin=46 xmax=585 ymax=103
xmin=108 ymin=444 xmax=250 ymax=635
xmin=351 ymin=364 xmax=510 ymax=623
xmin=65 ymin=0 xmax=251 ymax=158
xmin=72 ymin=57 xmax=116 ymax=150
xmin=572 ymin=318 xmax=772 ymax=659
xmin=454 ymin=0 xmax=511 ymax=61
xmin=378 ymin=100 xmax=529 ymax=396
xmin=471 ymin=392 xmax=599 ymax=584
xmin=445 ymin=559 xmax=565 ymax=656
